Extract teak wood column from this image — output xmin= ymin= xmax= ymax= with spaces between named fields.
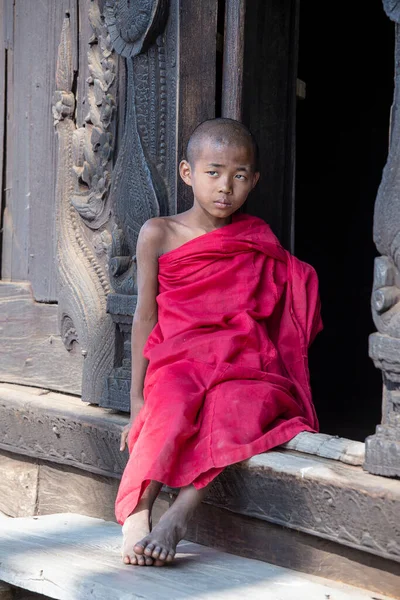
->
xmin=365 ymin=1 xmax=400 ymax=476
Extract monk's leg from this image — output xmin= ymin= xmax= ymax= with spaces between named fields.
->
xmin=122 ymin=480 xmax=162 ymax=566
xmin=134 ymin=483 xmax=210 ymax=565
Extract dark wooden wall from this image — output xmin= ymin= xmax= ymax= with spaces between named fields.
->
xmin=241 ymin=0 xmax=299 ymax=250
xmin=1 ymin=0 xmax=79 ymax=302
xmin=0 ymin=0 xmax=82 ymax=393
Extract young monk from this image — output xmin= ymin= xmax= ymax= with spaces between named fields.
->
xmin=117 ymin=118 xmax=322 ymax=567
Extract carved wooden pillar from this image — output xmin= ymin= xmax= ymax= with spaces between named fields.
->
xmin=365 ymin=1 xmax=400 ymax=476
xmin=101 ymin=0 xmax=218 ymax=411
xmin=53 ymin=3 xmax=117 ymax=404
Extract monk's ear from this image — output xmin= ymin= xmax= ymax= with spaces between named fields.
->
xmin=179 ymin=160 xmax=193 ymax=187
xmin=252 ymin=171 xmax=260 ymax=189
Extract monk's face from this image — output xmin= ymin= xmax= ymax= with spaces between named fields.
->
xmin=180 ymin=141 xmax=260 ymax=220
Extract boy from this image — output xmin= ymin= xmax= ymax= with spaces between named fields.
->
xmin=117 ymin=118 xmax=322 ymax=566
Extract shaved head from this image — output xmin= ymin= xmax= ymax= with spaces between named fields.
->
xmin=186 ymin=118 xmax=259 ymax=171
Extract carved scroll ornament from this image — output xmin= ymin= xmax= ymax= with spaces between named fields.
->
xmin=53 ymin=6 xmax=117 ymax=404
xmin=101 ymin=0 xmax=175 ymax=410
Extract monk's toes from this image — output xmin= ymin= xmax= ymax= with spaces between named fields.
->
xmin=154 ymin=550 xmax=175 ymax=566
xmin=143 ymin=542 xmax=156 ymax=557
xmin=137 ymin=554 xmax=147 ymax=567
xmin=123 ymin=553 xmax=138 ymax=565
xmin=133 ymin=541 xmax=147 ymax=555
xmin=145 ymin=556 xmax=154 ymax=566
xmin=157 ymin=548 xmax=169 ymax=562
xmin=150 ymin=545 xmax=163 ymax=559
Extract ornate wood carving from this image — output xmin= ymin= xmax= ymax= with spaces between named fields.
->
xmin=53 ymin=6 xmax=117 ymax=404
xmin=101 ymin=0 xmax=177 ymax=410
xmin=365 ymin=1 xmax=400 ymax=476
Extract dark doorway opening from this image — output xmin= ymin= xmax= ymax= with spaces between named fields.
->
xmin=295 ymin=3 xmax=394 ymax=440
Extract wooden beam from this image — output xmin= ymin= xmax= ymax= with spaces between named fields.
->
xmin=184 ymin=500 xmax=400 ymax=599
xmin=176 ymin=0 xmax=217 ymax=213
xmin=0 ymin=282 xmax=83 ymax=394
xmin=0 ymin=452 xmax=38 ymax=518
xmin=221 ymin=0 xmax=246 ymax=120
xmin=0 ymin=514 xmax=393 ymax=600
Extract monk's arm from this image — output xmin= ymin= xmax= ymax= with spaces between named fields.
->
xmin=129 ymin=220 xmax=164 ymax=416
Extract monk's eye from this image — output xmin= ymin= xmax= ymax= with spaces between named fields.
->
xmin=207 ymin=171 xmax=218 ymax=177
xmin=235 ymin=174 xmax=246 ymax=180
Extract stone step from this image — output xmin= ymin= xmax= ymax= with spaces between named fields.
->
xmin=0 ymin=514 xmax=394 ymax=600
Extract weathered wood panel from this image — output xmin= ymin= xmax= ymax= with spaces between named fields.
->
xmin=0 ymin=1 xmax=5 ymax=241
xmin=0 ymin=447 xmax=168 ymax=525
xmin=185 ymin=501 xmax=400 ymax=599
xmin=176 ymin=0 xmax=217 ymax=213
xmin=0 ymin=514 xmax=390 ymax=600
xmin=1 ymin=0 xmax=14 ymax=282
xmin=0 ymin=282 xmax=82 ymax=393
xmin=0 ymin=383 xmax=124 ymax=476
xmin=37 ymin=463 xmax=120 ymax=522
xmin=0 ymin=452 xmax=38 ymax=518
xmin=1 ymin=0 xmax=77 ymax=301
xmin=0 ymin=582 xmax=13 ymax=600
xmin=206 ymin=451 xmax=400 ymax=564
xmin=221 ymin=0 xmax=246 ymax=120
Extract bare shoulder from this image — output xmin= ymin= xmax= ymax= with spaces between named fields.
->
xmin=137 ymin=217 xmax=169 ymax=255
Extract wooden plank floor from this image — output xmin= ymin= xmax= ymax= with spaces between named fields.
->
xmin=0 ymin=514 xmax=393 ymax=600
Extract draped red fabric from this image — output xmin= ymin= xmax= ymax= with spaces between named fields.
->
xmin=115 ymin=214 xmax=322 ymax=524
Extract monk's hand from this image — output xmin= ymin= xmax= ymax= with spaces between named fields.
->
xmin=120 ymin=395 xmax=144 ymax=451
xmin=120 ymin=421 xmax=132 ymax=452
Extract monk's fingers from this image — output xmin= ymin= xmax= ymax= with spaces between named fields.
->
xmin=119 ymin=432 xmax=127 ymax=452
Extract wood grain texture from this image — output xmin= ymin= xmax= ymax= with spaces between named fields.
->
xmin=1 ymin=0 xmax=76 ymax=300
xmin=37 ymin=463 xmax=120 ymax=522
xmin=0 ymin=582 xmax=13 ymax=600
xmin=0 ymin=282 xmax=83 ymax=393
xmin=206 ymin=451 xmax=400 ymax=563
xmin=0 ymin=0 xmax=5 ymax=240
xmin=176 ymin=0 xmax=217 ymax=213
xmin=0 ymin=383 xmax=126 ymax=477
xmin=185 ymin=500 xmax=400 ymax=599
xmin=1 ymin=1 xmax=13 ymax=281
xmin=221 ymin=0 xmax=246 ymax=120
xmin=281 ymin=431 xmax=365 ymax=465
xmin=0 ymin=447 xmax=168 ymax=526
xmin=0 ymin=514 xmax=391 ymax=600
xmin=241 ymin=0 xmax=298 ymax=249
xmin=0 ymin=452 xmax=38 ymax=518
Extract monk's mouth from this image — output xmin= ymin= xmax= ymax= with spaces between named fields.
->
xmin=214 ymin=200 xmax=232 ymax=208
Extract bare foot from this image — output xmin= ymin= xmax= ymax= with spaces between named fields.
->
xmin=122 ymin=509 xmax=154 ymax=566
xmin=133 ymin=504 xmax=187 ymax=565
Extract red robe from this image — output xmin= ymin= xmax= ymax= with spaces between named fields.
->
xmin=115 ymin=214 xmax=322 ymax=524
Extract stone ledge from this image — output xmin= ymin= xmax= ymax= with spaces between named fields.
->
xmin=0 ymin=383 xmax=398 ymax=564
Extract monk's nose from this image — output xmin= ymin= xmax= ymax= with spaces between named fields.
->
xmin=219 ymin=179 xmax=232 ymax=193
